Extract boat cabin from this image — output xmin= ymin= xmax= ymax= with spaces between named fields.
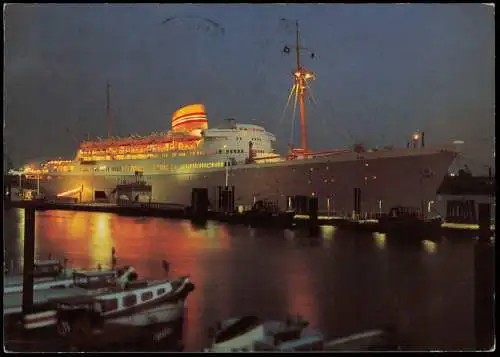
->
xmin=213 ymin=316 xmax=262 ymax=344
xmin=33 ymin=260 xmax=64 ymax=279
xmin=210 ymin=315 xmax=317 ymax=352
xmin=54 ymin=280 xmax=170 ymax=320
xmin=55 ymin=295 xmax=104 ymax=313
xmin=72 ymin=271 xmax=118 ymax=289
xmin=53 ymin=295 xmax=107 ymax=329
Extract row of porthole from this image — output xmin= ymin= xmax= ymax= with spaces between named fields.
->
xmin=105 ymin=287 xmax=166 ymax=311
xmin=305 ymin=176 xmax=377 ymax=184
xmin=297 ymin=163 xmax=370 ymax=173
xmin=217 ymin=149 xmax=266 ymax=154
xmin=235 ymin=137 xmax=263 ymax=141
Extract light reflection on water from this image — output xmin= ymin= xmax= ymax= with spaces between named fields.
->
xmin=3 ymin=208 xmax=476 ymax=351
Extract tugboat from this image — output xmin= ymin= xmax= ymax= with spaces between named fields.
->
xmin=204 ymin=315 xmax=323 ymax=352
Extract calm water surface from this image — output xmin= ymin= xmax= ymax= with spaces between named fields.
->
xmin=3 ymin=208 xmax=475 ymax=351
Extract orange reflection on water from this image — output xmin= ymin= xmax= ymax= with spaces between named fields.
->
xmin=105 ymin=217 xmax=211 ymax=279
xmin=15 ymin=209 xmax=46 ymax=267
xmin=179 ymin=221 xmax=232 ymax=250
xmin=89 ymin=213 xmax=114 ymax=269
xmin=284 ymin=253 xmax=318 ymax=328
xmin=40 ymin=211 xmax=91 ymax=268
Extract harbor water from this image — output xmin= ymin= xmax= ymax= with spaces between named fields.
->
xmin=3 ymin=208 xmax=478 ymax=351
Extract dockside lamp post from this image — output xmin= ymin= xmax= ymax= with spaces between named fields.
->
xmin=412 ymin=132 xmax=420 ymax=149
xmin=428 ymin=200 xmax=435 ymax=215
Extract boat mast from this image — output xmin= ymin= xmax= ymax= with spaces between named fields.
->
xmin=291 ymin=21 xmax=314 ymax=153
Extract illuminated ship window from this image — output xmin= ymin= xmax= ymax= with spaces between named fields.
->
xmin=373 ymin=176 xmax=377 ymax=179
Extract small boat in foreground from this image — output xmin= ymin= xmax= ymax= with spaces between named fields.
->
xmin=4 ymin=248 xmax=122 ymax=294
xmin=3 ymin=266 xmax=138 ymax=319
xmin=51 ymin=265 xmax=195 ymax=349
xmin=204 ymin=315 xmax=324 ymax=352
xmin=6 ymin=260 xmax=194 ymax=345
xmin=5 ymin=259 xmax=87 ymax=294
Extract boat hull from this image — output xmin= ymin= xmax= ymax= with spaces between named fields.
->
xmin=37 ymin=147 xmax=456 ymax=215
xmin=3 ymin=306 xmax=186 ymax=352
xmin=61 ymin=300 xmax=187 ymax=350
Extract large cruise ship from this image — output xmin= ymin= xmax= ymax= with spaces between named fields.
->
xmin=20 ymin=22 xmax=456 ymax=215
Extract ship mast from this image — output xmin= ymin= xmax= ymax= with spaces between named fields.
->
xmin=295 ymin=21 xmax=307 ymax=152
xmin=286 ymin=20 xmax=315 ymax=153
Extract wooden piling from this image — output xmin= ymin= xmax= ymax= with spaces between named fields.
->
xmin=474 ymin=202 xmax=494 ymax=350
xmin=477 ymin=203 xmax=491 ymax=237
xmin=22 ymin=206 xmax=36 ymax=315
xmin=191 ymin=188 xmax=209 ymax=224
xmin=308 ymin=196 xmax=319 ymax=236
xmin=474 ymin=238 xmax=494 ymax=350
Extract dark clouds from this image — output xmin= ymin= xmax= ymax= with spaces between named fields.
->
xmin=4 ymin=4 xmax=495 ymax=174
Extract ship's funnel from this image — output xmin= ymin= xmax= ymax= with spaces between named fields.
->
xmin=172 ymin=104 xmax=208 ymax=133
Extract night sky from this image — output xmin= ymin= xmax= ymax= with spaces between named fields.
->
xmin=4 ymin=4 xmax=495 ymax=174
